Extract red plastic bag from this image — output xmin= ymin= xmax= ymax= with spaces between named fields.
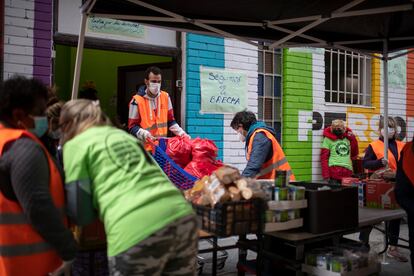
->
xmin=191 ymin=138 xmax=218 ymax=162
xmin=166 ymin=136 xmax=192 ymax=168
xmin=184 ymin=160 xmax=223 ymax=178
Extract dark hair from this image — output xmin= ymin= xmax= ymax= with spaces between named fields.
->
xmin=79 ymin=81 xmax=98 ymax=101
xmin=144 ymin=66 xmax=162 ymax=79
xmin=79 ymin=88 xmax=98 ymax=101
xmin=0 ymin=76 xmax=48 ymax=119
xmin=230 ymin=111 xmax=257 ymax=131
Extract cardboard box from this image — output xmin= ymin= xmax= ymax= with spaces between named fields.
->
xmin=365 ymin=180 xmax=398 ymax=209
xmin=341 ymin=177 xmax=360 ymax=186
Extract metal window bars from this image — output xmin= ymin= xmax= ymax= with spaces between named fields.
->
xmin=325 ymin=49 xmax=371 ymax=106
xmin=258 ymin=46 xmax=283 ymax=142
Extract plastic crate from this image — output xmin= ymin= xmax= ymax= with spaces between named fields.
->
xmin=150 ymin=138 xmax=197 ymax=190
xmin=194 ymin=199 xmax=264 ymax=237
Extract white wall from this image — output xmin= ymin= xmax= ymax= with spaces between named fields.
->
xmin=223 ymin=39 xmax=258 ymax=171
xmin=3 ymin=0 xmax=35 ymax=79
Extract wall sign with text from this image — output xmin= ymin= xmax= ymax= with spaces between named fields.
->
xmin=200 ymin=67 xmax=248 ymax=114
xmin=87 ymin=17 xmax=145 ymax=38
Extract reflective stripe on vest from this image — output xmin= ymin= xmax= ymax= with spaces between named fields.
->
xmin=0 ymin=208 xmax=65 ymax=225
xmin=0 ymin=242 xmax=53 ymax=257
xmin=133 ymin=92 xmax=169 ymax=150
xmin=402 ymin=142 xmax=414 ymax=186
xmin=246 ymin=129 xmax=295 ymax=180
xmin=370 ymin=140 xmax=405 ymax=172
xmin=0 ymin=126 xmax=66 ymax=275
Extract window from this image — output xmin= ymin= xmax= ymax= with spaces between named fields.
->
xmin=258 ymin=47 xmax=282 ymax=142
xmin=325 ymin=49 xmax=372 ymax=106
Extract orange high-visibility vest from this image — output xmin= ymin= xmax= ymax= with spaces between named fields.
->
xmin=247 ymin=128 xmax=295 ymax=181
xmin=134 ymin=91 xmax=169 ymax=150
xmin=402 ymin=142 xmax=414 ymax=186
xmin=0 ymin=126 xmax=67 ymax=276
xmin=370 ymin=139 xmax=405 ymax=172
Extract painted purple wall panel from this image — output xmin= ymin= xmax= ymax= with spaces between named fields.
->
xmin=35 ymin=39 xmax=50 ymax=49
xmin=33 ymin=0 xmax=52 ymax=85
xmin=35 ymin=11 xmax=52 ymax=22
xmin=34 ymin=47 xmax=51 ymax=58
xmin=34 ymin=57 xmax=51 ymax=67
xmin=36 ymin=0 xmax=53 ymax=4
xmin=33 ymin=75 xmax=50 ymax=84
xmin=35 ymin=30 xmax=52 ymax=40
xmin=35 ymin=21 xmax=51 ymax=31
xmin=34 ymin=66 xmax=51 ymax=76
xmin=34 ymin=3 xmax=50 ymax=12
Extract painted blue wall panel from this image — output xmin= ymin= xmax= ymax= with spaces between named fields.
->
xmin=186 ymin=33 xmax=224 ymax=159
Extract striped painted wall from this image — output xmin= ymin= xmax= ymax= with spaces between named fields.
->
xmin=3 ymin=0 xmax=52 ymax=84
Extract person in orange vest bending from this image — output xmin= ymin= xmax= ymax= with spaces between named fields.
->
xmin=360 ymin=116 xmax=407 ymax=262
xmin=395 ymin=135 xmax=414 ymax=273
xmin=128 ymin=66 xmax=189 ymax=149
xmin=230 ymin=111 xmax=295 ymax=181
xmin=0 ymin=76 xmax=77 ymax=276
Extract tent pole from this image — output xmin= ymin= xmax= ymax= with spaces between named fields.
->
xmin=383 ymin=40 xmax=389 ymax=163
xmin=71 ymin=12 xmax=88 ymax=100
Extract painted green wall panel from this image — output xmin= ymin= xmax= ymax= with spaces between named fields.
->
xmin=282 ymin=49 xmax=313 ymax=181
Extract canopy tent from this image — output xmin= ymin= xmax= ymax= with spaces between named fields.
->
xmin=72 ymin=0 xmax=414 ymax=161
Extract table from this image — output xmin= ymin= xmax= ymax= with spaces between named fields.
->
xmin=237 ymin=208 xmax=407 ymax=275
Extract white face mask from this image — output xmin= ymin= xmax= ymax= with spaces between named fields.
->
xmin=148 ymin=83 xmax=161 ymax=96
xmin=380 ymin=127 xmax=396 ymax=139
xmin=238 ymin=132 xmax=246 ymax=142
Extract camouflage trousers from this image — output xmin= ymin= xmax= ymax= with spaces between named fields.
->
xmin=109 ymin=215 xmax=198 ymax=276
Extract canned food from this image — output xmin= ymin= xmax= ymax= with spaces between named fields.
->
xmin=331 ymin=256 xmax=348 ymax=273
xmin=275 ymin=170 xmax=287 ymax=187
xmin=274 ymin=187 xmax=288 ymax=201
xmin=274 ymin=210 xmax=289 ymax=222
xmin=306 ymin=253 xmax=317 ymax=266
xmin=265 ymin=210 xmax=274 ymax=223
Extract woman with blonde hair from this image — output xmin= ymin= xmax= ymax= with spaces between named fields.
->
xmin=60 ymin=99 xmax=197 ymax=275
xmin=320 ymin=119 xmax=359 ymax=184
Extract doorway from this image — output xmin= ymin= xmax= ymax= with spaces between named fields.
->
xmin=117 ymin=61 xmax=180 ymax=126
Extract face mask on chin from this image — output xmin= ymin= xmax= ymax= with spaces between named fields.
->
xmin=28 ymin=116 xmax=48 ymax=138
xmin=148 ymin=83 xmax=161 ymax=97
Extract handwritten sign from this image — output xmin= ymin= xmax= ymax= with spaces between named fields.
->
xmin=387 ymin=53 xmax=407 ymax=88
xmin=87 ymin=17 xmax=145 ymax=38
xmin=200 ymin=67 xmax=248 ymax=113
